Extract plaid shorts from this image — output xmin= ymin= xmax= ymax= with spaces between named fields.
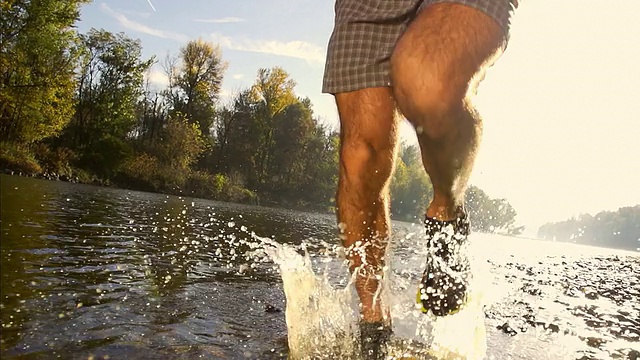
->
xmin=322 ymin=0 xmax=518 ymax=94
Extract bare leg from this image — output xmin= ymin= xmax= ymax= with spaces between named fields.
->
xmin=390 ymin=3 xmax=506 ymax=220
xmin=335 ymin=87 xmax=398 ymax=323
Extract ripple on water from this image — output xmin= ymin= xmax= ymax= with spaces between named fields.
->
xmin=1 ymin=176 xmax=638 ymax=359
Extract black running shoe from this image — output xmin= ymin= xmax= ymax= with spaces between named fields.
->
xmin=416 ymin=214 xmax=471 ymax=317
xmin=360 ymin=321 xmax=392 ymax=360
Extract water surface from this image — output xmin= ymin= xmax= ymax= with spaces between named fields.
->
xmin=1 ymin=175 xmax=638 ymax=359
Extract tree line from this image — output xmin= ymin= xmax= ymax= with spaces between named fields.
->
xmin=1 ymin=0 xmax=523 ymax=234
xmin=538 ymin=205 xmax=639 ymax=251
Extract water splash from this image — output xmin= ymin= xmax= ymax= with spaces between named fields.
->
xmin=256 ymin=230 xmax=490 ymax=360
xmin=261 ymin=237 xmax=360 ymax=359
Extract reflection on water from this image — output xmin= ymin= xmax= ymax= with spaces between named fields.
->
xmin=1 ymin=175 xmax=311 ymax=358
xmin=1 ymin=175 xmax=638 ymax=359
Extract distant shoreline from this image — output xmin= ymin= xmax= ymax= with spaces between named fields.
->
xmin=488 ymin=231 xmax=639 ymax=254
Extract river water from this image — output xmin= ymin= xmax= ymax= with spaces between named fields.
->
xmin=1 ymin=175 xmax=638 ymax=359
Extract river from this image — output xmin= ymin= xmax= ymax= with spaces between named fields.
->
xmin=1 ymin=175 xmax=638 ymax=359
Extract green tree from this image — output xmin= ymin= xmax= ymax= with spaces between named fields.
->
xmin=389 ymin=143 xmax=522 ymax=233
xmin=268 ymin=98 xmax=340 ymax=208
xmin=153 ymin=116 xmax=206 ymax=172
xmin=269 ymin=99 xmax=315 ymax=195
xmin=166 ymin=39 xmax=226 ymax=138
xmin=1 ymin=0 xmax=89 ymax=143
xmin=211 ymin=102 xmax=235 ymax=172
xmin=390 ymin=144 xmax=433 ymax=221
xmin=299 ymin=126 xmax=339 ymax=208
xmin=121 ymin=115 xmax=206 ymax=191
xmin=215 ymin=89 xmax=262 ymax=186
xmin=249 ymin=67 xmax=297 ymax=186
xmin=464 ymin=185 xmax=522 ymax=235
xmin=134 ymin=73 xmax=168 ymax=144
xmin=211 ymin=75 xmax=338 ymax=210
xmin=538 ymin=205 xmax=639 ymax=251
xmin=62 ymin=28 xmax=154 ymax=176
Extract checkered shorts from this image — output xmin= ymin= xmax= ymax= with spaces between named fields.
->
xmin=322 ymin=0 xmax=518 ymax=94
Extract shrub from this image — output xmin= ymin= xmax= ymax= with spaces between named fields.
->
xmin=33 ymin=143 xmax=76 ymax=177
xmin=220 ymin=174 xmax=257 ymax=204
xmin=185 ymin=171 xmax=225 ymax=199
xmin=74 ymin=168 xmax=99 ymax=184
xmin=119 ymin=153 xmax=161 ymax=190
xmin=0 ymin=142 xmax=42 ymax=174
xmin=185 ymin=171 xmax=257 ymax=203
xmin=79 ymin=136 xmax=134 ymax=178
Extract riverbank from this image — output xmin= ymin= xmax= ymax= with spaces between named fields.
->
xmin=0 ymin=142 xmax=339 ymax=215
xmin=0 ymin=169 xmax=335 ymax=216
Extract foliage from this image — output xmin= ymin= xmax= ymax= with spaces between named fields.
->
xmin=119 ymin=152 xmax=161 ymax=190
xmin=60 ymin=28 xmax=154 ymax=176
xmin=465 ymin=185 xmax=523 ymax=235
xmin=211 ymin=70 xmax=338 ymax=209
xmin=389 ymin=143 xmax=523 ymax=234
xmin=214 ymin=89 xmax=262 ymax=181
xmin=184 ymin=170 xmax=258 ymax=204
xmin=390 ymin=144 xmax=433 ymax=221
xmin=120 ymin=115 xmax=206 ymax=192
xmin=1 ymin=0 xmax=89 ymax=143
xmin=185 ymin=171 xmax=226 ymax=199
xmin=538 ymin=206 xmax=640 ymax=251
xmin=165 ymin=39 xmax=227 ymax=138
xmin=249 ymin=67 xmax=298 ymax=186
xmin=0 ymin=141 xmax=42 ymax=174
xmin=32 ymin=143 xmax=76 ymax=176
xmin=151 ymin=115 xmax=207 ymax=172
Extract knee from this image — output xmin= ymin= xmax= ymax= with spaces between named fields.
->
xmin=340 ymin=134 xmax=396 ymax=188
xmin=335 ymin=89 xmax=397 ymax=189
xmin=390 ymin=48 xmax=467 ymax=140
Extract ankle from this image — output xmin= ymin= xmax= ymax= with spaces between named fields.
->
xmin=360 ymin=304 xmax=387 ymax=323
xmin=426 ymin=203 xmax=464 ymax=221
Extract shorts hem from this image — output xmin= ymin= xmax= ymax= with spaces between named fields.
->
xmin=322 ymin=81 xmax=392 ymax=95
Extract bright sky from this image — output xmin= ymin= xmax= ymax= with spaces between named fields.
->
xmin=78 ymin=0 xmax=640 ymax=235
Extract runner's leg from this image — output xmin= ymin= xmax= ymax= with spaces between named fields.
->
xmin=390 ymin=2 xmax=507 ymax=220
xmin=323 ymin=0 xmax=419 ymax=326
xmin=335 ymin=87 xmax=398 ymax=323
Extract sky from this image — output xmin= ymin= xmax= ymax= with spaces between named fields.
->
xmin=77 ymin=0 xmax=640 ymax=235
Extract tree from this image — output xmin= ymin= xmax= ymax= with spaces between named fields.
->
xmin=538 ymin=205 xmax=639 ymax=251
xmin=1 ymin=0 xmax=90 ymax=144
xmin=166 ymin=39 xmax=226 ymax=138
xmin=62 ymin=28 xmax=154 ymax=176
xmin=208 ymin=70 xmax=339 ymax=209
xmin=120 ymin=115 xmax=206 ymax=191
xmin=153 ymin=115 xmax=206 ymax=171
xmin=215 ymin=89 xmax=262 ymax=186
xmin=297 ymin=126 xmax=339 ymax=208
xmin=390 ymin=144 xmax=433 ymax=221
xmin=249 ymin=67 xmax=297 ymax=186
xmin=388 ymin=143 xmax=522 ymax=233
xmin=134 ymin=70 xmax=169 ymax=144
xmin=464 ymin=185 xmax=522 ymax=235
xmin=269 ymin=99 xmax=315 ymax=194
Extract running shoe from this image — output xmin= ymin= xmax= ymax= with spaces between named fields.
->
xmin=417 ymin=214 xmax=471 ymax=316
